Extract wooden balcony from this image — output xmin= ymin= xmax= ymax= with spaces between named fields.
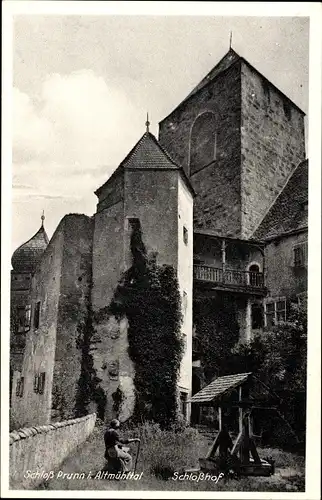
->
xmin=194 ymin=264 xmax=266 ymax=295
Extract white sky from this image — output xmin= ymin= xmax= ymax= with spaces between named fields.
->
xmin=11 ymin=14 xmax=309 ymax=253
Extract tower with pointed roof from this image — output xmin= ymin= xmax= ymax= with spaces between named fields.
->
xmin=91 ymin=123 xmax=194 ymax=421
xmin=10 ymin=215 xmax=49 ymax=396
xmin=159 ymin=48 xmax=306 ymax=239
xmin=10 ymin=46 xmax=308 ymax=431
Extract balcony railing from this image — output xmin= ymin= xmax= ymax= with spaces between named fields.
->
xmin=194 ymin=265 xmax=265 ymax=290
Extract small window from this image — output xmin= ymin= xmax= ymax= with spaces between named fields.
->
xmin=34 ymin=374 xmax=39 ymax=393
xmin=293 ymin=242 xmax=308 ymax=268
xmin=34 ymin=301 xmax=41 ymax=330
xmin=16 ymin=377 xmax=24 ymax=397
xmin=34 ymin=372 xmax=46 ymax=394
xmin=264 ymin=298 xmax=286 ymax=327
xmin=15 ymin=305 xmax=31 ymax=333
xmin=25 ymin=305 xmax=31 ymax=331
xmin=16 ymin=307 xmax=26 ymax=333
xmin=183 ymin=227 xmax=188 ymax=245
xmin=127 ymin=218 xmax=140 ymax=231
xmin=38 ymin=372 xmax=46 ymax=395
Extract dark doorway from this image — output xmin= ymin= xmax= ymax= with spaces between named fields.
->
xmin=249 ymin=264 xmax=260 ymax=287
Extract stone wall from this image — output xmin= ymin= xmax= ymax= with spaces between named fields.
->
xmin=90 ymin=167 xmax=194 ymax=422
xmin=91 ymin=193 xmax=126 ymax=422
xmin=159 ymin=54 xmax=306 ymax=241
xmin=92 ymin=201 xmax=125 ymax=310
xmin=9 ymin=413 xmax=96 ymax=490
xmin=124 ymin=169 xmax=180 ymax=267
xmin=240 ymin=62 xmax=306 ymax=238
xmin=52 ymin=215 xmax=94 ymax=420
xmin=11 ymin=224 xmax=65 ymax=427
xmin=95 ymin=171 xmax=124 ymax=214
xmin=11 ymin=215 xmax=94 ymax=428
xmin=159 ymin=61 xmax=242 ymax=238
xmin=265 ymin=231 xmax=308 ymax=300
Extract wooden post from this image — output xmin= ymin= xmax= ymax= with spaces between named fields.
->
xmin=238 ymin=386 xmax=243 ymax=434
xmin=221 ymin=239 xmax=226 ymax=271
xmin=221 ymin=239 xmax=226 ymax=283
xmin=249 ymin=413 xmax=253 ymax=436
xmin=218 ymin=405 xmax=222 ymax=431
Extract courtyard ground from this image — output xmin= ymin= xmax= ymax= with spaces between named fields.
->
xmin=38 ymin=424 xmax=305 ymax=493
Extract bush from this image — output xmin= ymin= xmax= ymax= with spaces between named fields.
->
xmin=127 ymin=421 xmax=204 ymax=480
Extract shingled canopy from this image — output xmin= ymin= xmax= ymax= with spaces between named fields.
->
xmin=189 ymin=372 xmax=252 ymax=404
xmin=189 ymin=371 xmax=276 ymax=477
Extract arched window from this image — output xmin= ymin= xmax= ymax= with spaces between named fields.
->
xmin=189 ymin=112 xmax=217 ymax=176
xmin=248 ymin=263 xmax=261 ymax=287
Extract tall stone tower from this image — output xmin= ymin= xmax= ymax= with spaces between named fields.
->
xmin=91 ymin=124 xmax=194 ymax=421
xmin=10 ymin=215 xmax=48 ymax=398
xmin=159 ymin=48 xmax=306 ymax=239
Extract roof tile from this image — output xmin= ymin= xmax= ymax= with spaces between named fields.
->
xmin=189 ymin=372 xmax=252 ymax=403
xmin=253 ymin=159 xmax=308 ymax=240
xmin=119 ymin=131 xmax=179 ymax=170
xmin=11 ymin=225 xmax=49 ymax=273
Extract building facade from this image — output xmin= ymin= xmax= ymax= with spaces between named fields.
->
xmin=10 ymin=49 xmax=308 ymax=428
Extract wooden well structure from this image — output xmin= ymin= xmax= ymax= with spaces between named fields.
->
xmin=189 ymin=372 xmax=275 ymax=477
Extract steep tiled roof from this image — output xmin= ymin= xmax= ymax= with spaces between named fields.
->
xmin=119 ymin=131 xmax=180 ymax=170
xmin=11 ymin=224 xmax=49 ymax=273
xmin=189 ymin=372 xmax=252 ymax=403
xmin=95 ymin=131 xmax=195 ymax=197
xmin=253 ymin=159 xmax=308 ymax=240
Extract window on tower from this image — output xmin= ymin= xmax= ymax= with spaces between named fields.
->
xmin=16 ymin=305 xmax=31 ymax=333
xmin=189 ymin=112 xmax=217 ymax=176
xmin=34 ymin=301 xmax=41 ymax=330
xmin=293 ymin=242 xmax=308 ymax=268
xmin=183 ymin=226 xmax=189 ymax=245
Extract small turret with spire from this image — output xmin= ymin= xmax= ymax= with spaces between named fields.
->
xmin=11 ymin=211 xmax=49 ymax=273
xmin=145 ymin=112 xmax=150 ymax=133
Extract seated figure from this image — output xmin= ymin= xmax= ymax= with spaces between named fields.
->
xmin=104 ymin=418 xmax=140 ymax=474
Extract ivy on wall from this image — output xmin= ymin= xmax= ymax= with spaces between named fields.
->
xmin=193 ymin=295 xmax=240 ymax=381
xmin=74 ymin=302 xmax=107 ymax=420
xmin=99 ymin=221 xmax=184 ymax=428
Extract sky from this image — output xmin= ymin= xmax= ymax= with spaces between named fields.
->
xmin=11 ymin=13 xmax=309 ymax=253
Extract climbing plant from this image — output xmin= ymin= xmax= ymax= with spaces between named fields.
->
xmin=193 ymin=295 xmax=240 ymax=381
xmin=74 ymin=298 xmax=106 ymax=420
xmin=101 ymin=221 xmax=184 ymax=428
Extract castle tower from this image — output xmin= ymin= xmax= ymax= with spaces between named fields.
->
xmin=159 ymin=48 xmax=306 ymax=239
xmin=10 ymin=215 xmax=49 ymax=397
xmin=92 ymin=122 xmax=194 ymax=421
xmin=11 ymin=213 xmax=94 ymax=427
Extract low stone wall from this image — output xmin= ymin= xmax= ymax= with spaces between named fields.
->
xmin=9 ymin=413 xmax=96 ymax=489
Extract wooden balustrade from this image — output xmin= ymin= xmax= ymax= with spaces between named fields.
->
xmin=194 ymin=265 xmax=264 ymax=289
